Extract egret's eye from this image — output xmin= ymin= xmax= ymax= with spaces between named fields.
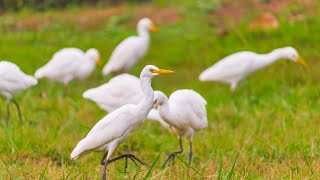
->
xmin=149 ymin=68 xmax=156 ymax=73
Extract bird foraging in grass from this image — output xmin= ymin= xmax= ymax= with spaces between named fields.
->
xmin=0 ymin=61 xmax=37 ymax=125
xmin=102 ymin=18 xmax=158 ymax=76
xmin=153 ymin=89 xmax=208 ymax=172
xmin=71 ymin=65 xmax=175 ymax=180
xmin=34 ymin=48 xmax=101 ymax=94
xmin=199 ymin=47 xmax=307 ymax=92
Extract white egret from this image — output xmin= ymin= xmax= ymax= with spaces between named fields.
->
xmin=199 ymin=47 xmax=307 ymax=92
xmin=0 ymin=61 xmax=38 ymax=124
xmin=102 ymin=18 xmax=158 ymax=76
xmin=82 ymin=73 xmax=170 ymax=129
xmin=70 ymin=65 xmax=175 ymax=180
xmin=153 ymin=89 xmax=208 ymax=171
xmin=34 ymin=48 xmax=101 ymax=93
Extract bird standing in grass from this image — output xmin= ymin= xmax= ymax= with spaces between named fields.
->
xmin=34 ymin=48 xmax=101 ymax=94
xmin=71 ymin=65 xmax=175 ymax=180
xmin=199 ymin=47 xmax=307 ymax=92
xmin=83 ymin=73 xmax=170 ymax=129
xmin=102 ymin=18 xmax=158 ymax=76
xmin=0 ymin=61 xmax=38 ymax=125
xmin=153 ymin=89 xmax=208 ymax=171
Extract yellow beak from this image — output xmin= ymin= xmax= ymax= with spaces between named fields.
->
xmin=151 ymin=69 xmax=175 ymax=74
xmin=149 ymin=24 xmax=159 ymax=32
xmin=96 ymin=58 xmax=103 ymax=67
xmin=152 ymin=100 xmax=158 ymax=108
xmin=297 ymin=56 xmax=307 ymax=68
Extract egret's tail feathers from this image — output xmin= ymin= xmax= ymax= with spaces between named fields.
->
xmin=70 ymin=139 xmax=88 ymax=160
xmin=27 ymin=75 xmax=38 ymax=86
xmin=34 ymin=68 xmax=45 ymax=79
xmin=102 ymin=65 xmax=112 ymax=76
xmin=199 ymin=71 xmax=209 ymax=81
xmin=82 ymin=89 xmax=96 ymax=100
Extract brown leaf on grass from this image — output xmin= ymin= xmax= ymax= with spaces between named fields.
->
xmin=249 ymin=12 xmax=279 ymax=31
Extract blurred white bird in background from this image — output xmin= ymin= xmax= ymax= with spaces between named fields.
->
xmin=35 ymin=48 xmax=102 ymax=94
xmin=199 ymin=47 xmax=307 ymax=92
xmin=102 ymin=18 xmax=158 ymax=76
xmin=153 ymin=89 xmax=208 ymax=171
xmin=0 ymin=61 xmax=38 ymax=125
xmin=71 ymin=65 xmax=175 ymax=180
xmin=83 ymin=73 xmax=170 ymax=129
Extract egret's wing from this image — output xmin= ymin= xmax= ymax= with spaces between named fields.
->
xmin=71 ymin=105 xmax=136 ymax=158
xmin=35 ymin=48 xmax=84 ymax=78
xmin=103 ymin=37 xmax=146 ymax=74
xmin=199 ymin=52 xmax=255 ymax=82
xmin=169 ymin=89 xmax=208 ymax=130
xmin=0 ymin=61 xmax=37 ymax=92
xmin=83 ymin=73 xmax=142 ymax=112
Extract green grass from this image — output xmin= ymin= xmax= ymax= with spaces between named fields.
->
xmin=0 ymin=1 xmax=320 ymax=179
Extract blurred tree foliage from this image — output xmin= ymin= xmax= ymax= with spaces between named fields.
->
xmin=0 ymin=0 xmax=150 ymax=11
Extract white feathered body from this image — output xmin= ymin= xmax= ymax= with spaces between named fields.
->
xmin=83 ymin=73 xmax=170 ymax=129
xmin=70 ymin=104 xmax=147 ymax=160
xmin=83 ymin=73 xmax=142 ymax=112
xmin=0 ymin=61 xmax=38 ymax=99
xmin=199 ymin=51 xmax=284 ymax=91
xmin=35 ymin=48 xmax=95 ymax=84
xmin=199 ymin=52 xmax=261 ymax=83
xmin=102 ymin=36 xmax=149 ymax=75
xmin=159 ymin=90 xmax=208 ymax=139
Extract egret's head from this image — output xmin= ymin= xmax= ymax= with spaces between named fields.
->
xmin=86 ymin=48 xmax=102 ymax=66
xmin=140 ymin=65 xmax=175 ymax=78
xmin=137 ymin=18 xmax=158 ymax=32
xmin=153 ymin=91 xmax=167 ymax=107
xmin=280 ymin=47 xmax=307 ymax=68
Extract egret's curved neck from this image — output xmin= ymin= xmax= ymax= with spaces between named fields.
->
xmin=137 ymin=27 xmax=150 ymax=39
xmin=158 ymin=95 xmax=172 ymax=122
xmin=254 ymin=50 xmax=283 ymax=69
xmin=138 ymin=76 xmax=154 ymax=114
xmin=79 ymin=56 xmax=95 ymax=74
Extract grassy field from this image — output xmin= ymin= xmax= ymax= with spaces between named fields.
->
xmin=0 ymin=0 xmax=320 ymax=179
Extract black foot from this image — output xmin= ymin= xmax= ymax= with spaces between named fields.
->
xmin=100 ymin=153 xmax=147 ymax=172
xmin=163 ymin=153 xmax=177 ymax=167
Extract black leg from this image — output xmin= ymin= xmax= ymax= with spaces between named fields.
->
xmin=124 ymin=156 xmax=128 ymax=172
xmin=188 ymin=141 xmax=193 ymax=173
xmin=6 ymin=100 xmax=10 ymax=125
xmin=163 ymin=138 xmax=183 ymax=167
xmin=12 ymin=99 xmax=22 ymax=122
xmin=102 ymin=159 xmax=108 ymax=180
xmin=100 ymin=153 xmax=147 ymax=172
xmin=101 ymin=152 xmax=108 ymax=180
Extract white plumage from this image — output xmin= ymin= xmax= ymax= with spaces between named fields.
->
xmin=83 ymin=74 xmax=141 ymax=112
xmin=153 ymin=89 xmax=207 ymax=170
xmin=102 ymin=18 xmax=158 ymax=76
xmin=35 ymin=48 xmax=101 ymax=87
xmin=82 ymin=73 xmax=170 ymax=129
xmin=71 ymin=65 xmax=175 ymax=179
xmin=199 ymin=47 xmax=307 ymax=92
xmin=0 ymin=61 xmax=38 ymax=124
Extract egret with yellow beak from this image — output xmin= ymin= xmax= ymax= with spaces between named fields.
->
xmin=102 ymin=18 xmax=159 ymax=76
xmin=71 ymin=65 xmax=174 ymax=180
xmin=199 ymin=47 xmax=307 ymax=92
xmin=35 ymin=48 xmax=101 ymax=94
